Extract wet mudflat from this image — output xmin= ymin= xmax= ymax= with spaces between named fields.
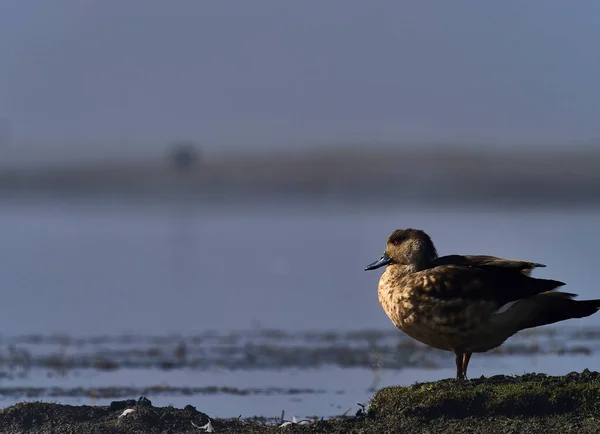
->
xmin=0 ymin=328 xmax=597 ymax=399
xmin=3 ymin=371 xmax=600 ymax=433
xmin=1 ymin=327 xmax=600 ymax=422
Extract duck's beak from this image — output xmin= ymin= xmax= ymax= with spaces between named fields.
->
xmin=365 ymin=253 xmax=392 ymax=271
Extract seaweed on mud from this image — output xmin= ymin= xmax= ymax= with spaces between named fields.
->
xmin=0 ymin=397 xmax=211 ymax=434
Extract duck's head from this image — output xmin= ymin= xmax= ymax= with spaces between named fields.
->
xmin=365 ymin=228 xmax=438 ymax=271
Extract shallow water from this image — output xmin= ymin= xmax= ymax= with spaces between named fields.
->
xmin=0 ymin=195 xmax=599 ymax=417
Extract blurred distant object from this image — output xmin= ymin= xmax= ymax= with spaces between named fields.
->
xmin=167 ymin=140 xmax=201 ymax=172
xmin=167 ymin=141 xmax=202 ymax=173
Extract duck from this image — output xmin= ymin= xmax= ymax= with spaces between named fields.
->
xmin=365 ymin=228 xmax=600 ymax=379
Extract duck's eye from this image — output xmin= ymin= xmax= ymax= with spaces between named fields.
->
xmin=392 ymin=240 xmax=399 ymax=245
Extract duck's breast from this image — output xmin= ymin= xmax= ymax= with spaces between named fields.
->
xmin=377 ymin=270 xmax=507 ymax=351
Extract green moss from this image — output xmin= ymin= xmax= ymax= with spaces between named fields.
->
xmin=370 ymin=369 xmax=600 ymax=423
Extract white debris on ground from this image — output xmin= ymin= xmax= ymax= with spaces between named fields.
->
xmin=118 ymin=408 xmax=135 ymax=418
xmin=279 ymin=415 xmax=311 ymax=427
xmin=191 ymin=419 xmax=214 ymax=432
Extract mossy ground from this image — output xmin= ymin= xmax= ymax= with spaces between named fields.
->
xmin=365 ymin=369 xmax=600 ymax=433
xmin=2 ymin=371 xmax=600 ymax=433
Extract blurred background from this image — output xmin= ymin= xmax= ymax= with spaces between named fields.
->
xmin=1 ymin=0 xmax=600 ymax=420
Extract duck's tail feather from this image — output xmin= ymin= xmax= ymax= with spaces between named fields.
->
xmin=517 ymin=292 xmax=600 ymax=331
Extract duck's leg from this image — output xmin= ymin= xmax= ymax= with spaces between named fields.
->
xmin=461 ymin=351 xmax=472 ymax=379
xmin=454 ymin=350 xmax=466 ymax=380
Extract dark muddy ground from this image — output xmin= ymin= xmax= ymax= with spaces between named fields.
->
xmin=3 ymin=371 xmax=600 ymax=433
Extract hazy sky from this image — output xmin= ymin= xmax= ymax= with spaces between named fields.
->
xmin=1 ymin=1 xmax=600 ymax=162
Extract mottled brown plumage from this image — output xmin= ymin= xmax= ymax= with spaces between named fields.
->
xmin=365 ymin=228 xmax=600 ymax=379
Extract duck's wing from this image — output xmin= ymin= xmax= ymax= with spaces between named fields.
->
xmin=408 ymin=264 xmax=565 ymax=306
xmin=433 ymin=255 xmax=545 ymax=275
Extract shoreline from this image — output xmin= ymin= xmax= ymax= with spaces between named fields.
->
xmin=3 ymin=371 xmax=600 ymax=433
xmin=2 ymin=146 xmax=600 ymax=206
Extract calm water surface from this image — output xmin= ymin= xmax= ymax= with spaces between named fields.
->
xmin=0 ymin=196 xmax=599 ymax=417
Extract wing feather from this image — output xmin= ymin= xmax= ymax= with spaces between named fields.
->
xmin=433 ymin=255 xmax=545 ymax=273
xmin=405 ymin=264 xmax=565 ymax=305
